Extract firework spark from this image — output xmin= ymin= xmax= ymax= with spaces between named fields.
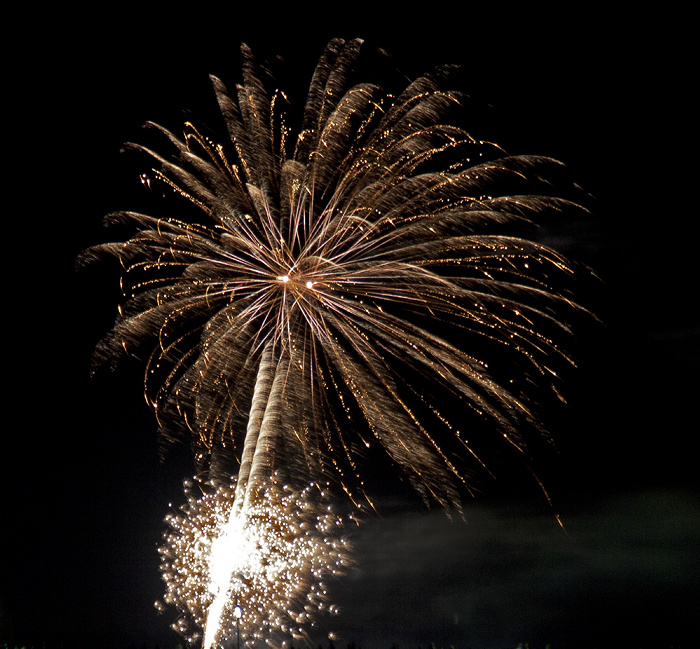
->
xmin=159 ymin=477 xmax=350 ymax=648
xmin=83 ymin=38 xmax=591 ymax=647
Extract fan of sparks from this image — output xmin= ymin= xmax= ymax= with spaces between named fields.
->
xmin=82 ymin=37 xmax=591 ymax=647
xmin=83 ymin=37 xmax=588 ymax=509
xmin=158 ymin=477 xmax=350 ymax=647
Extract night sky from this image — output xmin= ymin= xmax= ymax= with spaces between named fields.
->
xmin=3 ymin=6 xmax=698 ymax=649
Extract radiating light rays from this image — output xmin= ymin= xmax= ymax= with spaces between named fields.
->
xmin=82 ymin=37 xmax=593 ymax=647
xmin=159 ymin=478 xmax=350 ymax=649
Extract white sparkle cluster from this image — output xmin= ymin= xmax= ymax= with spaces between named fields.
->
xmin=157 ymin=478 xmax=351 ymax=647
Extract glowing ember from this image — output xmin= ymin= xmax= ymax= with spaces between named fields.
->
xmin=158 ymin=477 xmax=351 ymax=648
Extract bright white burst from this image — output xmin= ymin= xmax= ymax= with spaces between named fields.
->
xmin=158 ymin=477 xmax=350 ymax=647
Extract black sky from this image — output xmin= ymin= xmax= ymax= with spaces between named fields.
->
xmin=3 ymin=5 xmax=698 ymax=649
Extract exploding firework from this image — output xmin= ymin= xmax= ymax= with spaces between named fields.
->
xmin=83 ymin=38 xmax=589 ymax=508
xmin=159 ymin=477 xmax=350 ymax=648
xmin=83 ymin=38 xmax=591 ymax=647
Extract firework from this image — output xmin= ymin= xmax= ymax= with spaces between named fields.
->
xmin=83 ymin=38 xmax=588 ymax=508
xmin=83 ymin=38 xmax=591 ymax=646
xmin=159 ymin=477 xmax=350 ymax=647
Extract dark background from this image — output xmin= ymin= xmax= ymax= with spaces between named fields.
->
xmin=3 ymin=5 xmax=698 ymax=649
